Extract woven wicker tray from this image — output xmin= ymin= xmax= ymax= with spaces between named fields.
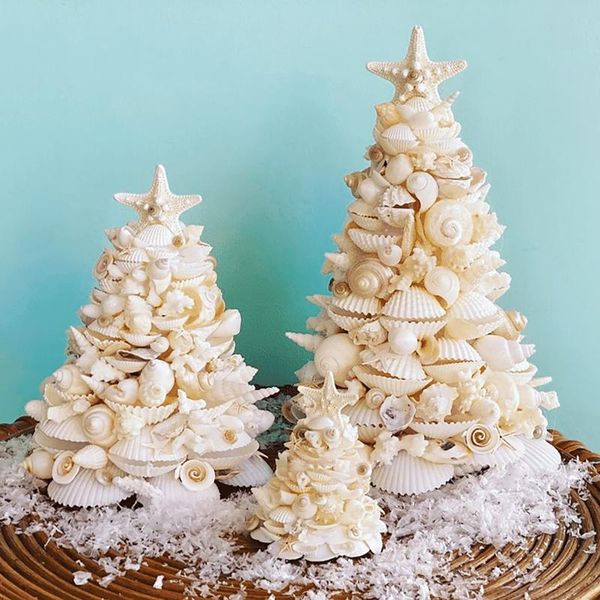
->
xmin=1 ymin=415 xmax=599 ymax=600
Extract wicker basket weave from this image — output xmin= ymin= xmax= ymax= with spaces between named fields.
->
xmin=1 ymin=416 xmax=599 ymax=600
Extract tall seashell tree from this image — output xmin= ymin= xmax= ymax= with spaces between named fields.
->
xmin=287 ymin=26 xmax=561 ymax=496
xmin=22 ymin=165 xmax=277 ymax=508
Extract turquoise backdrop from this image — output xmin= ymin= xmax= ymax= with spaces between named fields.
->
xmin=0 ymin=1 xmax=598 ymax=449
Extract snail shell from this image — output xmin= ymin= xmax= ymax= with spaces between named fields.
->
xmin=347 ymin=259 xmax=392 ymax=299
xmin=464 ymin=424 xmax=501 ymax=454
xmin=101 ymin=294 xmax=126 ymax=317
xmin=148 ymin=258 xmax=171 ymax=280
xmin=385 ymin=154 xmax=414 ymax=185
xmin=377 ymin=244 xmax=402 ymax=266
xmin=424 ymin=267 xmax=460 ymax=308
xmin=365 ymin=388 xmax=386 ymax=409
xmin=104 ymin=379 xmax=139 ymax=405
xmin=313 ymin=333 xmax=361 ymax=386
xmin=139 ymin=360 xmax=175 ymax=393
xmin=357 ymin=176 xmax=385 ymax=205
xmin=53 ymin=365 xmax=91 ymax=395
xmin=179 ymin=459 xmax=215 ymax=491
xmin=52 ymin=450 xmax=80 ymax=484
xmin=139 ymin=382 xmax=167 ymax=407
xmin=424 ymin=200 xmax=473 ymax=247
xmin=389 ymin=328 xmax=419 ymax=356
xmin=406 ymin=172 xmax=438 ymax=212
xmin=73 ymin=445 xmax=108 ymax=470
xmin=22 ymin=449 xmax=54 ymax=480
xmin=292 ymin=494 xmax=317 ymax=519
xmin=82 ymin=405 xmax=118 ymax=447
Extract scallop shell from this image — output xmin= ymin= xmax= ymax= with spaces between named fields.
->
xmin=73 ymin=445 xmax=108 ymax=470
xmin=424 ymin=267 xmax=460 ymax=308
xmin=410 ymin=420 xmax=477 ymax=439
xmin=406 ymin=172 xmax=438 ymax=212
xmin=447 ymin=292 xmax=499 ymax=322
xmin=82 ymin=405 xmax=118 ymax=447
xmin=354 ymin=365 xmax=430 ymax=396
xmin=33 ymin=428 xmax=87 ymax=452
xmin=269 ymin=506 xmax=297 ymax=524
xmin=179 ymin=459 xmax=216 ymax=491
xmin=120 ymin=331 xmax=161 ymax=347
xmin=413 ymin=122 xmax=460 ymax=142
xmin=331 ymin=293 xmax=382 ymax=316
xmin=109 ymin=426 xmax=184 ymax=464
xmin=347 ymin=260 xmax=393 ymax=299
xmin=367 ymin=352 xmax=426 ymax=380
xmin=25 ymin=400 xmax=48 ymax=422
xmin=48 ymin=467 xmax=132 ymax=507
xmin=135 ymin=224 xmax=174 ymax=247
xmin=348 ymin=200 xmax=383 ymax=232
xmin=518 ymin=437 xmax=561 ymax=471
xmin=347 ymin=227 xmax=399 ymax=252
xmin=382 ymin=287 xmax=445 ymax=320
xmin=147 ymin=473 xmax=221 ymax=508
xmin=466 ymin=436 xmax=525 ymax=469
xmin=201 ymin=439 xmax=260 ymax=470
xmin=371 ymin=450 xmax=454 ymax=495
xmin=423 ymin=361 xmax=483 ymax=384
xmin=327 ymin=307 xmax=374 ymax=331
xmin=222 ymin=455 xmax=273 ymax=487
xmin=380 ymin=317 xmax=446 ymax=338
xmin=436 ymin=339 xmax=482 ymax=362
xmin=153 ymin=315 xmax=189 ymax=331
xmin=104 ymin=355 xmax=147 ymax=373
xmin=424 ymin=200 xmax=473 ymax=247
xmin=40 ymin=416 xmax=88 ymax=443
xmin=345 ymin=398 xmax=384 ymax=427
xmin=105 ymin=401 xmax=176 ymax=426
xmin=379 ymin=123 xmax=418 ymax=154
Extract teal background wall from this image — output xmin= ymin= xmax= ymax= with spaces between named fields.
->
xmin=0 ymin=0 xmax=598 ymax=449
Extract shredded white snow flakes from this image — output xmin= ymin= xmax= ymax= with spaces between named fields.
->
xmin=0 ymin=434 xmax=594 ymax=600
xmin=153 ymin=575 xmax=164 ymax=589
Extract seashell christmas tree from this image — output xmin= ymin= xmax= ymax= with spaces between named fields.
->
xmin=249 ymin=372 xmax=385 ymax=561
xmin=22 ymin=165 xmax=277 ymax=508
xmin=287 ymin=26 xmax=561 ymax=496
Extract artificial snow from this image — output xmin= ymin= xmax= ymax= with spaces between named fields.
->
xmin=0 ymin=429 xmax=594 ymax=599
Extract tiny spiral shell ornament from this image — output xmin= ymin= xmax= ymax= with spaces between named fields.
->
xmin=464 ymin=424 xmax=500 ymax=454
xmin=424 ymin=200 xmax=473 ymax=247
xmin=179 ymin=459 xmax=215 ymax=491
xmin=82 ymin=405 xmax=118 ymax=447
xmin=424 ymin=266 xmax=460 ymax=308
xmin=347 ymin=259 xmax=392 ymax=298
xmin=52 ymin=451 xmax=80 ymax=484
xmin=292 ymin=494 xmax=318 ymax=519
xmin=323 ymin=427 xmax=341 ymax=445
xmin=332 ymin=280 xmax=351 ymax=298
xmin=365 ymin=388 xmax=386 ymax=409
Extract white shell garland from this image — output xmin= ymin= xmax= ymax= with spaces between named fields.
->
xmin=23 ymin=165 xmax=277 ymax=507
xmin=287 ymin=27 xmax=559 ymax=497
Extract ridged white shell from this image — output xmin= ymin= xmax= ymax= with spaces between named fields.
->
xmin=148 ymin=473 xmax=221 ymax=508
xmin=345 ymin=398 xmax=384 ymax=427
xmin=153 ymin=315 xmax=189 ymax=331
xmin=327 ymin=307 xmax=373 ymax=331
xmin=423 ymin=362 xmax=483 ymax=384
xmin=371 ymin=451 xmax=454 ymax=495
xmin=87 ymin=319 xmax=121 ymax=339
xmin=354 ymin=365 xmax=430 ymax=395
xmin=223 ymin=455 xmax=273 ymax=487
xmin=380 ymin=317 xmax=446 ymax=338
xmin=33 ymin=429 xmax=86 ymax=452
xmin=382 ymin=288 xmax=445 ymax=320
xmin=410 ymin=420 xmax=477 ymax=439
xmin=40 ymin=416 xmax=87 ymax=443
xmin=73 ymin=445 xmax=108 ymax=470
xmin=105 ymin=401 xmax=177 ymax=425
xmin=120 ymin=331 xmax=161 ymax=347
xmin=518 ymin=437 xmax=561 ymax=471
xmin=348 ymin=200 xmax=384 ymax=232
xmin=109 ymin=426 xmax=185 ymax=464
xmin=379 ymin=123 xmax=418 ymax=154
xmin=365 ymin=352 xmax=426 ymax=380
xmin=447 ymin=292 xmax=499 ymax=322
xmin=347 ymin=228 xmax=400 ymax=253
xmin=25 ymin=400 xmax=48 ymax=422
xmin=331 ymin=293 xmax=382 ymax=316
xmin=47 ymin=467 xmax=132 ymax=507
xmin=201 ymin=439 xmax=260 ymax=470
xmin=436 ymin=339 xmax=482 ymax=362
xmin=135 ymin=224 xmax=174 ymax=247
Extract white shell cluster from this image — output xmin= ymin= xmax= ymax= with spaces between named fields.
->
xmin=250 ymin=373 xmax=385 ymax=561
xmin=22 ymin=165 xmax=277 ymax=507
xmin=287 ymin=28 xmax=559 ymax=496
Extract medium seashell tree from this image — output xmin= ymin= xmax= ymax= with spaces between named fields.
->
xmin=287 ymin=26 xmax=561 ymax=496
xmin=22 ymin=165 xmax=277 ymax=508
xmin=249 ymin=372 xmax=385 ymax=561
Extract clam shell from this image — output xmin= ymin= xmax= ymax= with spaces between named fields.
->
xmin=120 ymin=331 xmax=161 ymax=347
xmin=109 ymin=426 xmax=185 ymax=464
xmin=347 ymin=228 xmax=400 ymax=253
xmin=135 ymin=224 xmax=174 ymax=247
xmin=269 ymin=506 xmax=297 ymax=524
xmin=518 ymin=437 xmax=561 ymax=471
xmin=447 ymin=292 xmax=499 ymax=322
xmin=367 ymin=352 xmax=427 ymax=380
xmin=73 ymin=445 xmax=108 ymax=470
xmin=33 ymin=429 xmax=86 ymax=452
xmin=327 ymin=307 xmax=374 ymax=331
xmin=345 ymin=398 xmax=384 ymax=426
xmin=436 ymin=338 xmax=482 ymax=362
xmin=423 ymin=362 xmax=483 ymax=384
xmin=348 ymin=200 xmax=383 ymax=232
xmin=382 ymin=288 xmax=445 ymax=320
xmin=222 ymin=455 xmax=273 ymax=487
xmin=354 ymin=365 xmax=430 ymax=395
xmin=357 ymin=426 xmax=384 ymax=444
xmin=410 ymin=419 xmax=477 ymax=439
xmin=380 ymin=317 xmax=445 ymax=338
xmin=371 ymin=450 xmax=454 ymax=495
xmin=466 ymin=436 xmax=524 ymax=468
xmin=47 ymin=467 xmax=132 ymax=507
xmin=104 ymin=356 xmax=147 ymax=373
xmin=87 ymin=319 xmax=122 ymax=339
xmin=379 ymin=123 xmax=418 ymax=154
xmin=331 ymin=293 xmax=382 ymax=316
xmin=105 ymin=401 xmax=177 ymax=425
xmin=201 ymin=439 xmax=260 ymax=470
xmin=153 ymin=315 xmax=189 ymax=331
xmin=147 ymin=473 xmax=221 ymax=508
xmin=40 ymin=416 xmax=88 ymax=443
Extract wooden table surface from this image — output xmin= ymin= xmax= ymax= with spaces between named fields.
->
xmin=1 ymin=416 xmax=599 ymax=600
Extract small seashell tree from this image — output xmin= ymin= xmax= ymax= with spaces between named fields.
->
xmin=22 ymin=165 xmax=277 ymax=508
xmin=249 ymin=372 xmax=385 ymax=561
xmin=287 ymin=26 xmax=561 ymax=496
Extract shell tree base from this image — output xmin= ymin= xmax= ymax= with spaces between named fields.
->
xmin=22 ymin=165 xmax=277 ymax=508
xmin=286 ymin=26 xmax=561 ymax=497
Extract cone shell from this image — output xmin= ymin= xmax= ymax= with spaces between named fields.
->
xmin=47 ymin=467 xmax=132 ymax=507
xmin=371 ymin=451 xmax=454 ymax=495
xmin=331 ymin=293 xmax=382 ymax=316
xmin=410 ymin=419 xmax=477 ymax=439
xmin=347 ymin=228 xmax=400 ymax=253
xmin=222 ymin=455 xmax=273 ymax=487
xmin=201 ymin=439 xmax=260 ymax=470
xmin=382 ymin=288 xmax=445 ymax=320
xmin=354 ymin=365 xmax=430 ymax=395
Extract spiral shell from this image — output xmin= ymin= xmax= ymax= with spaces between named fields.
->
xmin=406 ymin=172 xmax=438 ymax=212
xmin=464 ymin=424 xmax=500 ymax=454
xmin=424 ymin=267 xmax=460 ymax=308
xmin=365 ymin=388 xmax=386 ymax=409
xmin=292 ymin=494 xmax=317 ymax=519
xmin=82 ymin=405 xmax=117 ymax=447
xmin=22 ymin=449 xmax=54 ymax=480
xmin=73 ymin=445 xmax=108 ymax=470
xmin=424 ymin=200 xmax=473 ymax=247
xmin=52 ymin=450 xmax=80 ymax=484
xmin=385 ymin=153 xmax=414 ymax=185
xmin=139 ymin=360 xmax=175 ymax=393
xmin=139 ymin=382 xmax=167 ymax=407
xmin=53 ymin=365 xmax=91 ymax=395
xmin=347 ymin=259 xmax=392 ymax=299
xmin=313 ymin=333 xmax=361 ymax=385
xmin=179 ymin=459 xmax=216 ymax=491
